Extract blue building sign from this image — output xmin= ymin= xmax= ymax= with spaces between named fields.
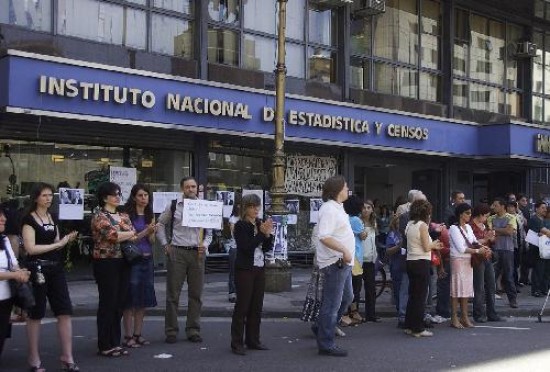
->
xmin=1 ymin=50 xmax=549 ymax=160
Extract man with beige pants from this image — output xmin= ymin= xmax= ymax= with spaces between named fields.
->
xmin=157 ymin=177 xmax=212 ymax=344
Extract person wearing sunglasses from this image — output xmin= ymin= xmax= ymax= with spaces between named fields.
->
xmin=91 ymin=182 xmax=137 ymax=358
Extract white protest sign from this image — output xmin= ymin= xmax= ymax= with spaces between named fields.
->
xmin=182 ymin=199 xmax=223 ymax=229
xmin=109 ymin=166 xmax=136 ymax=203
xmin=152 ymin=192 xmax=180 ymax=214
xmin=58 ymin=188 xmax=84 ymax=220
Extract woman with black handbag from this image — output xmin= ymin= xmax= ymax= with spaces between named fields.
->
xmin=0 ymin=206 xmax=30 ymax=358
xmin=91 ymin=182 xmax=137 ymax=358
xmin=21 ymin=183 xmax=78 ymax=371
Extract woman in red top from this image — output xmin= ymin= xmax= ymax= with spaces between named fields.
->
xmin=91 ymin=182 xmax=136 ymax=357
xmin=470 ymin=204 xmax=500 ymax=323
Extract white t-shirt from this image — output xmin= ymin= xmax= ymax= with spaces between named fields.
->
xmin=449 ymin=224 xmax=478 ymax=258
xmin=0 ymin=236 xmax=18 ymax=301
xmin=316 ymin=200 xmax=355 ymax=269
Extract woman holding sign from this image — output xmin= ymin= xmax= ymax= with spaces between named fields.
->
xmin=230 ymin=194 xmax=273 ymax=356
xmin=122 ymin=184 xmax=157 ymax=348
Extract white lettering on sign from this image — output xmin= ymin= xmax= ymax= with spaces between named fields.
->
xmin=181 ymin=199 xmax=223 ymax=229
xmin=285 ymin=155 xmax=338 ymax=196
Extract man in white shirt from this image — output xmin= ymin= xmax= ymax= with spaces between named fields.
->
xmin=313 ymin=176 xmax=355 ymax=357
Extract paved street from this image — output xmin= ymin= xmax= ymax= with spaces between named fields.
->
xmin=2 ymin=316 xmax=550 ymax=371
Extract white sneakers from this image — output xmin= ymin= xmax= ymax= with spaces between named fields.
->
xmin=335 ymin=327 xmax=346 ymax=337
xmin=404 ymin=329 xmax=434 ymax=337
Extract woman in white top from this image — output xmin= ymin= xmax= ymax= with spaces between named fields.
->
xmin=449 ymin=203 xmax=488 ymax=329
xmin=0 ymin=206 xmax=31 ymax=357
xmin=404 ymin=200 xmax=442 ymax=338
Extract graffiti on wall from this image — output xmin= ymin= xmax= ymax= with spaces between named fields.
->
xmin=285 ymin=155 xmax=338 ymax=196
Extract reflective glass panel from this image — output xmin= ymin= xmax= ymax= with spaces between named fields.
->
xmin=453 ymin=41 xmax=468 ymax=77
xmin=453 ymin=79 xmax=468 ymax=108
xmin=308 ymin=48 xmax=336 ymax=83
xmin=154 ymin=0 xmax=193 ymax=14
xmin=507 ymin=92 xmax=522 ymax=117
xmin=57 ymin=0 xmax=146 ymax=49
xmin=243 ymin=34 xmax=276 ymax=72
xmin=0 ymin=0 xmax=52 ymax=31
xmin=286 ymin=43 xmax=305 ymax=78
xmin=244 ymin=0 xmax=276 ymax=35
xmin=350 ymin=58 xmax=370 ymax=90
xmin=469 ymin=82 xmax=504 ymax=113
xmin=545 ymin=98 xmax=550 ymax=122
xmin=469 ymin=15 xmax=505 ymax=85
xmin=421 ymin=0 xmax=440 ymax=69
xmin=287 ymin=0 xmax=305 ymax=40
xmin=208 ymin=0 xmax=240 ymax=25
xmin=533 ymin=96 xmax=544 ymax=122
xmin=309 ymin=4 xmax=337 ymax=46
xmin=419 ymin=72 xmax=440 ymax=102
xmin=374 ymin=0 xmax=418 ymax=64
xmin=350 ymin=17 xmax=372 ymax=56
xmin=374 ymin=63 xmax=417 ymax=99
xmin=151 ymin=15 xmax=194 ymax=58
xmin=506 ymin=24 xmax=522 ymax=89
xmin=208 ymin=28 xmax=239 ymax=66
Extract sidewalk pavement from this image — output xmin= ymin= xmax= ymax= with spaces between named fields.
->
xmin=67 ymin=267 xmax=548 ymax=320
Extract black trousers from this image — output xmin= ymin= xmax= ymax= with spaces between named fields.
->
xmin=0 ymin=298 xmax=13 ymax=357
xmin=230 ymin=268 xmax=265 ymax=348
xmin=405 ymin=260 xmax=431 ymax=333
xmin=362 ymin=262 xmax=376 ymax=319
xmin=93 ymin=258 xmax=130 ymax=352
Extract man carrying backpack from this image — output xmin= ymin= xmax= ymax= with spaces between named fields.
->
xmin=157 ymin=177 xmax=212 ymax=344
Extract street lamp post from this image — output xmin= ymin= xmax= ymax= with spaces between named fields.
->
xmin=265 ymin=0 xmax=291 ymax=293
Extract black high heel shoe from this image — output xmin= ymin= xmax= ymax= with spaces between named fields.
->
xmin=60 ymin=361 xmax=80 ymax=372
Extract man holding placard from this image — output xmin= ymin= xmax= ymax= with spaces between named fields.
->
xmin=157 ymin=177 xmax=213 ymax=344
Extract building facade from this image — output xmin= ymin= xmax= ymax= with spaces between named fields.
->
xmin=1 ymin=0 xmax=549 ymax=255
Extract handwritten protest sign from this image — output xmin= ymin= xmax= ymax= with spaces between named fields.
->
xmin=181 ymin=199 xmax=223 ymax=229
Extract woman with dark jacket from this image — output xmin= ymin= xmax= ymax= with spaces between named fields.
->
xmin=230 ymin=194 xmax=273 ymax=355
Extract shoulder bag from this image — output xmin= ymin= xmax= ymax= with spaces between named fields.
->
xmin=4 ymin=248 xmax=35 ymax=310
xmin=105 ymin=213 xmax=142 ymax=263
xmin=457 ymin=225 xmax=491 ymax=267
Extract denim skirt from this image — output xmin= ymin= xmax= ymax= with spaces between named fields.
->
xmin=125 ymin=256 xmax=157 ymax=309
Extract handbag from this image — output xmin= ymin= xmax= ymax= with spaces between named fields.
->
xmin=4 ymin=248 xmax=35 ymax=310
xmin=431 ymin=251 xmax=441 ymax=266
xmin=105 ymin=213 xmax=142 ymax=263
xmin=539 ymin=235 xmax=550 ymax=259
xmin=120 ymin=241 xmax=142 ymax=263
xmin=457 ymin=225 xmax=491 ymax=267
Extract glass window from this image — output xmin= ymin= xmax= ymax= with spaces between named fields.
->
xmin=507 ymin=92 xmax=521 ymax=117
xmin=287 ymin=0 xmax=305 ymax=41
xmin=0 ymin=0 xmax=52 ymax=31
xmin=545 ymin=98 xmax=550 ymax=122
xmin=421 ymin=0 xmax=440 ymax=69
xmin=506 ymin=25 xmax=522 ymax=89
xmin=533 ymin=96 xmax=544 ymax=122
xmin=374 ymin=63 xmax=417 ymax=99
xmin=244 ymin=0 xmax=276 ymax=35
xmin=470 ymin=82 xmax=504 ymax=113
xmin=57 ymin=0 xmax=146 ymax=49
xmin=243 ymin=34 xmax=276 ymax=72
xmin=453 ymin=40 xmax=468 ymax=77
xmin=129 ymin=148 xmax=192 ymax=191
xmin=309 ymin=5 xmax=336 ymax=46
xmin=350 ymin=58 xmax=370 ymax=90
xmin=286 ymin=43 xmax=305 ymax=78
xmin=208 ymin=0 xmax=240 ymax=25
xmin=308 ymin=48 xmax=335 ymax=83
xmin=127 ymin=0 xmax=146 ymax=4
xmin=207 ymin=152 xmax=267 ymax=192
xmin=469 ymin=15 xmax=505 ymax=85
xmin=208 ymin=28 xmax=239 ymax=66
xmin=453 ymin=79 xmax=468 ymax=108
xmin=533 ymin=32 xmax=544 ymax=94
xmin=419 ymin=72 xmax=440 ymax=102
xmin=350 ymin=17 xmax=372 ymax=56
xmin=151 ymin=15 xmax=194 ymax=58
xmin=154 ymin=0 xmax=193 ymax=14
xmin=374 ymin=0 xmax=418 ymax=65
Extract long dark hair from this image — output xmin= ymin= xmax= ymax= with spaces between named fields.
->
xmin=0 ymin=206 xmax=6 ymax=251
xmin=124 ymin=183 xmax=154 ymax=224
xmin=25 ymin=182 xmax=54 ymax=218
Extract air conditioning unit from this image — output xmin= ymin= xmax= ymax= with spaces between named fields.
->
xmin=352 ymin=0 xmax=386 ymax=16
xmin=514 ymin=41 xmax=538 ymax=58
xmin=309 ymin=0 xmax=353 ymax=11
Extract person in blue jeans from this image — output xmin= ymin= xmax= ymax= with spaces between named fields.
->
xmin=313 ymin=176 xmax=355 ymax=357
xmin=386 ymin=216 xmax=405 ymax=325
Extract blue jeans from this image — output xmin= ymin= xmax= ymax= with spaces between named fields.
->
xmin=398 ymin=271 xmax=409 ymax=322
xmin=315 ymin=263 xmax=353 ymax=351
xmin=473 ymin=258 xmax=498 ymax=319
xmin=494 ymin=250 xmax=517 ymax=303
xmin=436 ymin=259 xmax=451 ymax=318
